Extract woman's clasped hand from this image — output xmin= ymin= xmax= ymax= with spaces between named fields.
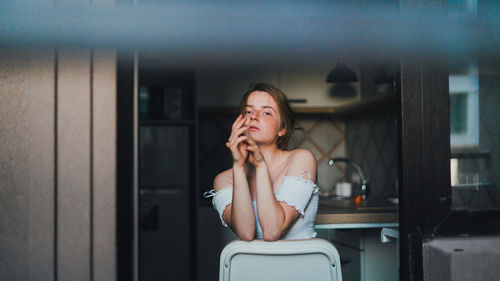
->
xmin=226 ymin=114 xmax=265 ymax=168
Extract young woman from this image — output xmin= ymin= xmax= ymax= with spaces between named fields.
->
xmin=205 ymin=83 xmax=319 ymax=241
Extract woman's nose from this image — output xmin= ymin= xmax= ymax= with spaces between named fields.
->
xmin=249 ymin=111 xmax=259 ymax=120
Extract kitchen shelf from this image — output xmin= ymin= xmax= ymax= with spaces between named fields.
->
xmin=452 ymin=182 xmax=495 ymax=189
xmin=140 ymin=185 xmax=190 ymax=195
xmin=450 ymin=152 xmax=491 ymax=159
xmin=140 ymin=120 xmax=195 ymax=126
xmin=198 ymin=93 xmax=397 ymax=116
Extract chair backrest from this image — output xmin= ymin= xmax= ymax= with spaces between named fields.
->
xmin=219 ymin=238 xmax=342 ymax=281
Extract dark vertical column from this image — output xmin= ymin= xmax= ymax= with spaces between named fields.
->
xmin=398 ymin=55 xmax=425 ymax=281
xmin=421 ymin=57 xmax=450 ymax=229
xmin=398 ymin=1 xmax=451 ymax=280
xmin=116 ymin=51 xmax=135 ymax=281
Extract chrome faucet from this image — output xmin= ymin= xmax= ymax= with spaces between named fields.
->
xmin=328 ymin=158 xmax=369 ymax=200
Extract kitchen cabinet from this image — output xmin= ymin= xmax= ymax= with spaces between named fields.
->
xmin=316 ymin=228 xmax=398 ymax=281
xmin=140 ymin=189 xmax=190 ymax=281
xmin=316 ymin=198 xmax=399 ymax=281
xmin=198 ymin=92 xmax=397 ymax=117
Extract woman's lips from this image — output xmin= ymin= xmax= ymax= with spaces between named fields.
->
xmin=248 ymin=126 xmax=260 ymax=131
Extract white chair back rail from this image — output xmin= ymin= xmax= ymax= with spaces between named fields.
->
xmin=219 ymin=238 xmax=342 ymax=281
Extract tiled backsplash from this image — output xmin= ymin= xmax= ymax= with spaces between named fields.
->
xmin=288 ymin=116 xmax=346 ymax=194
xmin=198 ymin=114 xmax=346 ymax=196
xmin=345 ymin=110 xmax=398 ymax=199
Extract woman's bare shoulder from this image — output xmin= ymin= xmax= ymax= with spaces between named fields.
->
xmin=288 ymin=148 xmax=316 ymax=163
xmin=213 ymin=168 xmax=233 ymax=191
xmin=285 ymin=148 xmax=317 ymax=180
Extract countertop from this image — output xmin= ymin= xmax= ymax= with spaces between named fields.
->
xmin=315 ymin=197 xmax=399 ymax=225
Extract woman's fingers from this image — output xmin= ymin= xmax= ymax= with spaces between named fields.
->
xmin=244 ymin=136 xmax=265 ymax=166
xmin=228 ymin=118 xmax=248 ymax=144
xmin=231 ymin=114 xmax=242 ymax=130
xmin=231 ymin=114 xmax=247 ymax=132
xmin=228 ymin=134 xmax=248 ymax=151
xmin=232 ymin=125 xmax=248 ymax=140
xmin=228 ymin=116 xmax=241 ymax=140
xmin=244 ymin=131 xmax=257 ymax=144
xmin=238 ymin=141 xmax=248 ymax=156
xmin=229 ymin=135 xmax=249 ymax=163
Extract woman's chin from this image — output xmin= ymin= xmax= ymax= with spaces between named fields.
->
xmin=247 ymin=130 xmax=259 ymax=137
xmin=251 ymin=138 xmax=275 ymax=146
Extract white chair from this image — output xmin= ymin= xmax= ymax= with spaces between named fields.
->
xmin=219 ymin=238 xmax=342 ymax=281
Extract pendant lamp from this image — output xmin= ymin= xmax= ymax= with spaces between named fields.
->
xmin=326 ymin=60 xmax=358 ymax=83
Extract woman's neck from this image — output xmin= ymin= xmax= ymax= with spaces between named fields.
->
xmin=245 ymin=143 xmax=286 ymax=174
xmin=260 ymin=143 xmax=282 ymax=166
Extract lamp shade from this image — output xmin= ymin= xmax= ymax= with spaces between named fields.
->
xmin=326 ymin=61 xmax=358 ymax=83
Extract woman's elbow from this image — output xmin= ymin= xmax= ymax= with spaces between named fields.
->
xmin=263 ymin=230 xmax=282 ymax=242
xmin=239 ymin=234 xmax=254 ymax=241
xmin=238 ymin=231 xmax=255 ymax=241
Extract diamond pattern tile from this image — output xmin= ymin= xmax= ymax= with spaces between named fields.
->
xmin=329 ymin=141 xmax=346 ymax=159
xmin=381 ymin=136 xmax=395 ymax=170
xmin=346 ymin=111 xmax=398 ymax=199
xmin=296 ymin=116 xmax=319 ymax=131
xmin=299 ymin=139 xmax=324 ymax=163
xmin=317 ymin=157 xmax=344 ymax=195
xmin=309 ymin=120 xmax=344 ymax=153
xmin=288 ymin=128 xmax=307 ymax=149
xmin=332 ymin=119 xmax=345 ymax=132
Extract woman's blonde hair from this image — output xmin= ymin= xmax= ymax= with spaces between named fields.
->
xmin=238 ymin=83 xmax=295 ymax=150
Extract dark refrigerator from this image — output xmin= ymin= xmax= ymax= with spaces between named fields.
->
xmin=137 ymin=69 xmax=196 ymax=281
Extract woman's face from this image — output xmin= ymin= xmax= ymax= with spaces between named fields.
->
xmin=243 ymin=91 xmax=285 ymax=146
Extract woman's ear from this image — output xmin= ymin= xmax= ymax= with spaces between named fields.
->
xmin=278 ymin=128 xmax=286 ymax=137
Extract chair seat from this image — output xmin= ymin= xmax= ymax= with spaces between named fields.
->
xmin=219 ymin=238 xmax=342 ymax=281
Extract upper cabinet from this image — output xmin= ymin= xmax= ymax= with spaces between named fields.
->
xmin=199 ymin=93 xmax=396 ymax=117
xmin=139 ymin=67 xmax=195 ymax=123
xmin=197 ymin=58 xmax=397 ymax=117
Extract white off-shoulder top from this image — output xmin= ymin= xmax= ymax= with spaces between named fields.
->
xmin=204 ymin=172 xmax=320 ymax=240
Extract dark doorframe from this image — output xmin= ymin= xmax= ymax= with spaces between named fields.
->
xmin=398 ymin=53 xmax=451 ymax=281
xmin=117 ymin=51 xmax=135 ymax=281
xmin=398 ymin=2 xmax=451 ymax=280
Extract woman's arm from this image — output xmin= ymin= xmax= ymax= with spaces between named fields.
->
xmin=254 ymin=149 xmax=317 ymax=241
xmin=216 ymin=114 xmax=256 ymax=241
xmin=213 ymin=168 xmax=256 ymax=241
xmin=229 ymin=165 xmax=256 ymax=241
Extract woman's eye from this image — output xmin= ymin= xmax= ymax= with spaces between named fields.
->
xmin=263 ymin=112 xmax=272 ymax=116
xmin=245 ymin=110 xmax=252 ymax=114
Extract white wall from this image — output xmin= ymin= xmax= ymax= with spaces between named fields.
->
xmin=196 ymin=65 xmax=361 ymax=107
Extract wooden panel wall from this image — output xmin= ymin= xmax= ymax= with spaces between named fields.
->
xmin=57 ymin=48 xmax=92 ymax=281
xmin=92 ymin=48 xmax=117 ymax=281
xmin=0 ymin=48 xmax=56 ymax=281
xmin=0 ymin=47 xmax=116 ymax=281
